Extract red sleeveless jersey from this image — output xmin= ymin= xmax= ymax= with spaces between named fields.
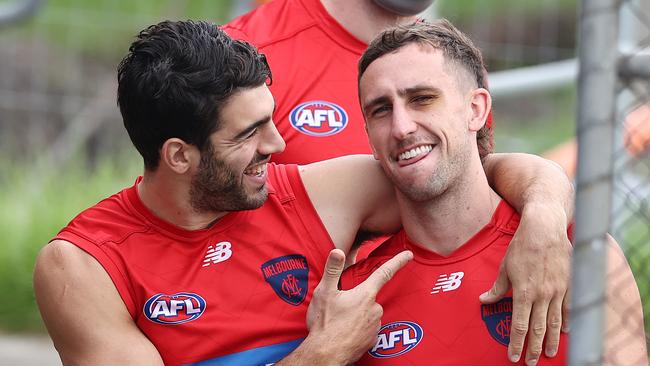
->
xmin=54 ymin=164 xmax=334 ymax=365
xmin=341 ymin=201 xmax=568 ymax=365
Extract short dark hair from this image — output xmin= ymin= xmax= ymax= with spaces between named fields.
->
xmin=117 ymin=20 xmax=271 ymax=170
xmin=359 ymin=20 xmax=493 ymax=159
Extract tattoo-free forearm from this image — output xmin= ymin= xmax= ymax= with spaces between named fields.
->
xmin=483 ymin=152 xmax=574 ymax=223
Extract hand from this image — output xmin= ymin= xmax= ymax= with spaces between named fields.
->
xmin=479 ymin=202 xmax=572 ymax=366
xmin=305 ymin=249 xmax=413 ymax=365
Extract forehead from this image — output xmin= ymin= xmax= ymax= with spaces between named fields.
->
xmin=218 ymin=84 xmax=274 ymax=131
xmin=359 ymin=43 xmax=455 ymax=100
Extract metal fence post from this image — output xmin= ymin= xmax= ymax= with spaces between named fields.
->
xmin=570 ymin=0 xmax=619 ymax=365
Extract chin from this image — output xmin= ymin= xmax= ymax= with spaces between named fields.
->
xmin=242 ymin=188 xmax=269 ymax=210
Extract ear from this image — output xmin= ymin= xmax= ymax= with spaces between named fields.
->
xmin=160 ymin=138 xmax=197 ymax=174
xmin=468 ymin=88 xmax=492 ymax=132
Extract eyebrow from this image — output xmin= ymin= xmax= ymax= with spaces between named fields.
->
xmin=362 ymin=85 xmax=442 ymax=113
xmin=233 ymin=102 xmax=276 ymax=140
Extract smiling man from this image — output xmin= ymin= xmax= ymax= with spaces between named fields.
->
xmin=33 ymin=20 xmax=576 ymax=365
xmin=341 ymin=20 xmax=647 ymax=366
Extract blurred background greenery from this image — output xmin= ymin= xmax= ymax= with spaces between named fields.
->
xmin=2 ymin=0 xmax=646 ymax=340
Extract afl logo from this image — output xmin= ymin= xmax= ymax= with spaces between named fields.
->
xmin=143 ymin=292 xmax=206 ymax=325
xmin=369 ymin=321 xmax=423 ymax=358
xmin=289 ymin=100 xmax=348 ymax=137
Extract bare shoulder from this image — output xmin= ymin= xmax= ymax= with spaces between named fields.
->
xmin=298 ymin=154 xmax=386 ymax=186
xmin=35 ymin=239 xmax=98 ymax=275
xmin=34 ymin=240 xmax=163 ymax=365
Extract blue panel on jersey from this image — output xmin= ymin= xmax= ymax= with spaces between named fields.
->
xmin=184 ymin=339 xmax=304 ymax=366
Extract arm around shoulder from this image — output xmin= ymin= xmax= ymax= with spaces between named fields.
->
xmin=33 ymin=240 xmax=163 ymax=365
xmin=299 ymin=155 xmax=400 ymax=254
xmin=483 ymin=152 xmax=574 ymax=220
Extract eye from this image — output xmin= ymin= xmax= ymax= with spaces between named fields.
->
xmin=244 ymin=128 xmax=258 ymax=139
xmin=411 ymin=95 xmax=435 ymax=104
xmin=369 ymin=105 xmax=391 ymax=118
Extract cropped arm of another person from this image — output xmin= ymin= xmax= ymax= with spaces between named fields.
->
xmin=481 ymin=152 xmax=574 ymax=364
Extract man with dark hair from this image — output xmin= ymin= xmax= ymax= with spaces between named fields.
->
xmin=34 ymin=20 xmax=574 ymax=365
xmin=341 ymin=20 xmax=647 ymax=366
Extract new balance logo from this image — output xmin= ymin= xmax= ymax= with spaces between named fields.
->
xmin=202 ymin=241 xmax=232 ymax=267
xmin=430 ymin=271 xmax=464 ymax=294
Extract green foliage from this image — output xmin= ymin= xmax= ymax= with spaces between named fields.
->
xmin=0 ymin=153 xmax=140 ymax=332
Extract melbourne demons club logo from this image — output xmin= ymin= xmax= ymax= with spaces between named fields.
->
xmin=289 ymin=100 xmax=348 ymax=137
xmin=481 ymin=297 xmax=513 ymax=346
xmin=368 ymin=321 xmax=424 ymax=358
xmin=261 ymin=254 xmax=309 ymax=306
xmin=143 ymin=292 xmax=206 ymax=325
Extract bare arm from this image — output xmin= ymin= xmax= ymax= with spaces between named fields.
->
xmin=604 ymin=235 xmax=647 ymax=366
xmin=480 ymin=152 xmax=574 ymax=364
xmin=299 ymin=155 xmax=400 ymax=254
xmin=483 ymin=152 xmax=574 ymax=219
xmin=33 ymin=240 xmax=164 ymax=365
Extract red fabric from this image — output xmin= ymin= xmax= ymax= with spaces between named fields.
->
xmin=224 ymin=0 xmax=495 ymax=165
xmin=224 ymin=0 xmax=372 ymax=165
xmin=54 ymin=164 xmax=335 ymax=365
xmin=341 ymin=201 xmax=567 ymax=365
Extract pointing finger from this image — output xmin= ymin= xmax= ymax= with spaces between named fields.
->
xmin=361 ymin=250 xmax=413 ymax=296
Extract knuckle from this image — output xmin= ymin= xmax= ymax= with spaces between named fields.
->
xmin=547 ymin=314 xmax=562 ymax=330
xmin=511 ymin=321 xmax=528 ymax=337
xmin=532 ymin=322 xmax=546 ymax=336
xmin=379 ymin=266 xmax=393 ymax=281
xmin=528 ymin=344 xmax=543 ymax=358
xmin=515 ymin=288 xmax=531 ymax=303
xmin=325 ymin=266 xmax=341 ymax=277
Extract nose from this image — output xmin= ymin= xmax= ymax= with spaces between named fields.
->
xmin=391 ymin=105 xmax=417 ymax=140
xmin=259 ymin=120 xmax=286 ymax=155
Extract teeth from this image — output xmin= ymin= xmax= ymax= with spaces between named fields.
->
xmin=244 ymin=163 xmax=267 ymax=176
xmin=398 ymin=145 xmax=433 ymax=161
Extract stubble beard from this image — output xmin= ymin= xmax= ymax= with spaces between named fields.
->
xmin=393 ymin=139 xmax=471 ymax=203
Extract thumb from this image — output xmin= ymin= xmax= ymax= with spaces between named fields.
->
xmin=480 ymin=262 xmax=510 ymax=304
xmin=318 ymin=249 xmax=346 ymax=292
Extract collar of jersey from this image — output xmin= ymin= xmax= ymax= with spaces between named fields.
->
xmin=299 ymin=0 xmax=367 ymax=54
xmin=400 ymin=200 xmax=518 ymax=265
xmin=124 ymin=176 xmax=246 ymax=241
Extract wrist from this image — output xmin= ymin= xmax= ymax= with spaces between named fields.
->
xmin=296 ymin=333 xmax=346 ymax=366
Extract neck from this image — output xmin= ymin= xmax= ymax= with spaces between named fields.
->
xmin=320 ymin=0 xmax=414 ymax=44
xmin=398 ymin=158 xmax=501 ymax=256
xmin=138 ymin=170 xmax=226 ymax=231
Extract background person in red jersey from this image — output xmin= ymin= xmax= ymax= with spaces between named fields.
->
xmin=33 ymin=20 xmax=574 ymax=366
xmin=223 ymin=0 xmax=495 ymax=166
xmin=340 ymin=20 xmax=647 ymax=366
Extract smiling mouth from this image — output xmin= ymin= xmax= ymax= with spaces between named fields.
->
xmin=397 ymin=145 xmax=434 ymax=162
xmin=244 ymin=163 xmax=268 ymax=177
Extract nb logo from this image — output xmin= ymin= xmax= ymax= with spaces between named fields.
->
xmin=430 ymin=271 xmax=464 ymax=294
xmin=202 ymin=241 xmax=233 ymax=267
